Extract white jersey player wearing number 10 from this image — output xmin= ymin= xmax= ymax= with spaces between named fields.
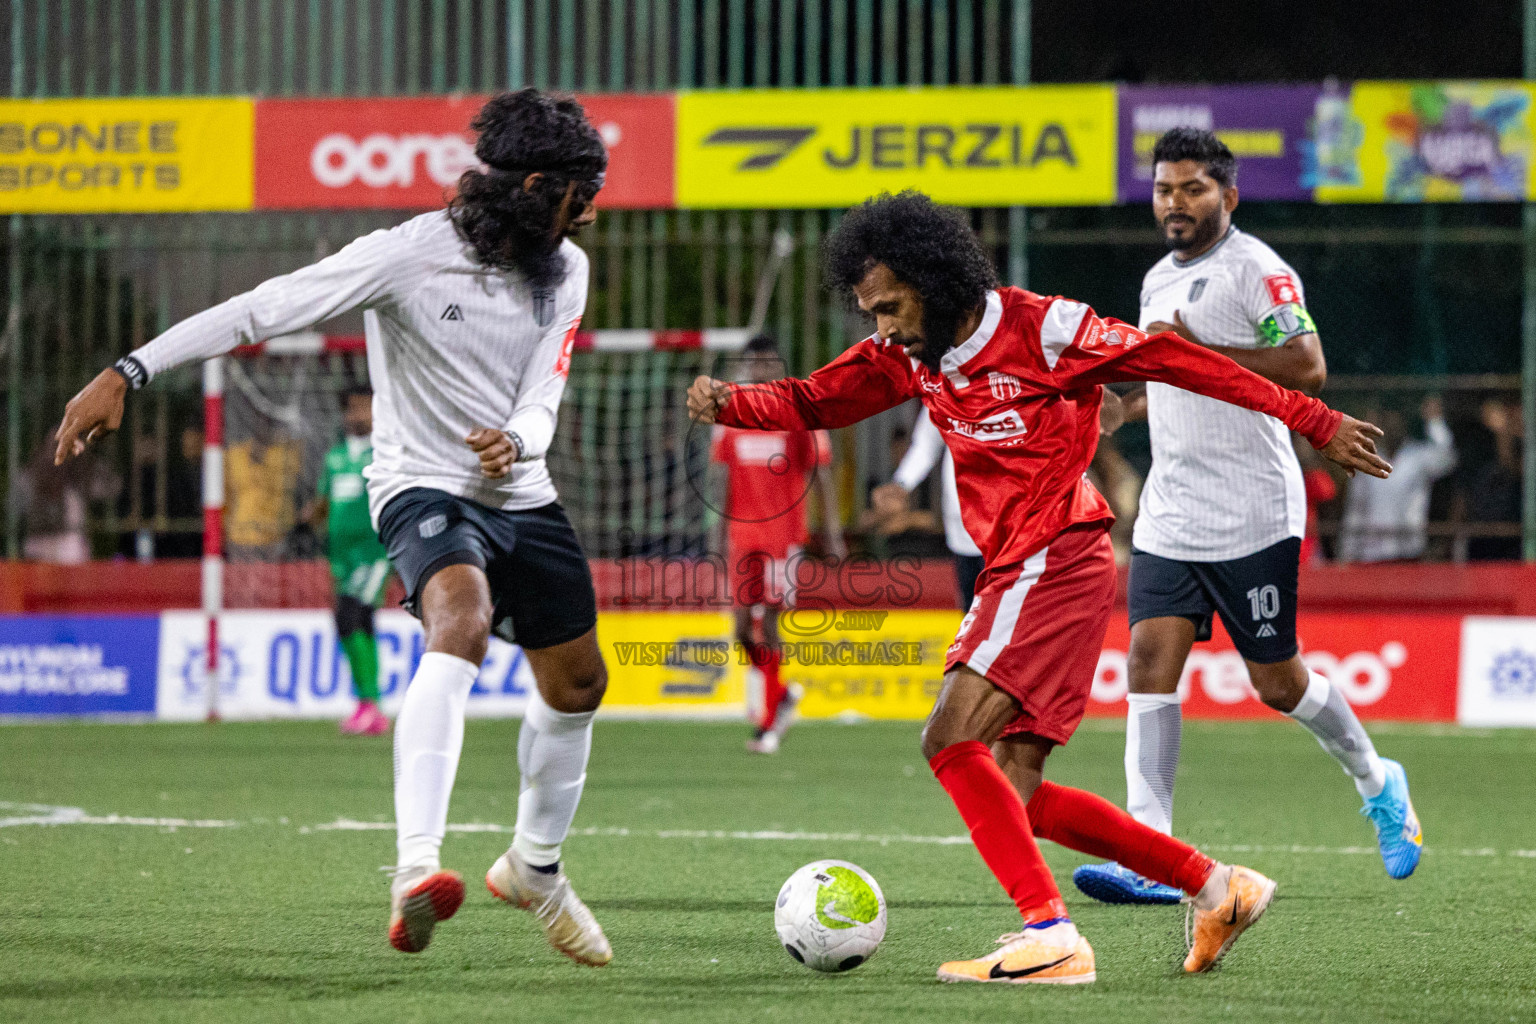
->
xmin=1073 ymin=129 xmax=1423 ymax=907
xmin=52 ymin=90 xmax=617 ymax=965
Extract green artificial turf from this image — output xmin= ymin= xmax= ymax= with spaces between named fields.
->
xmin=1 ymin=718 xmax=1533 ymax=1023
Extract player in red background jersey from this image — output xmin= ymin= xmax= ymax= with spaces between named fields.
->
xmin=688 ymin=192 xmax=1392 ymax=985
xmin=712 ymin=333 xmax=844 ymax=754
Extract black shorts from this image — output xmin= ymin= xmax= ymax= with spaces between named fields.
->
xmin=377 ymin=488 xmax=597 ymax=650
xmin=1127 ymin=537 xmax=1300 ymax=664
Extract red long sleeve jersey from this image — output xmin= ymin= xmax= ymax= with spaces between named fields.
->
xmin=718 ymin=287 xmax=1342 ymax=573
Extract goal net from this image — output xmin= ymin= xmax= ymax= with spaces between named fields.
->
xmin=215 ymin=328 xmax=750 ymax=609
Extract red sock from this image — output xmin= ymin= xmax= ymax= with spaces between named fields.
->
xmin=1026 ymin=780 xmax=1216 ymax=894
xmin=930 ymin=741 xmax=1067 ymax=924
xmin=749 ymin=644 xmax=785 ymax=730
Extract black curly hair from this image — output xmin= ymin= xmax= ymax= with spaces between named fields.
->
xmin=823 ymin=191 xmax=998 ymax=371
xmin=448 ymin=89 xmax=608 ymax=288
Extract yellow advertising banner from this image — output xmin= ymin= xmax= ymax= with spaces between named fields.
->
xmin=676 ymin=86 xmax=1116 ymax=208
xmin=1313 ymin=81 xmax=1536 ymax=203
xmin=597 ymin=609 xmax=962 ymax=721
xmin=0 ymin=97 xmax=254 ymax=213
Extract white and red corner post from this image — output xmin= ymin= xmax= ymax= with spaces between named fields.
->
xmin=202 ymin=356 xmax=225 ymax=722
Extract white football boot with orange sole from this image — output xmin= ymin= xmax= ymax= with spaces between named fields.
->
xmin=486 ymin=850 xmax=612 ymax=966
xmin=387 ymin=866 xmax=466 ymax=953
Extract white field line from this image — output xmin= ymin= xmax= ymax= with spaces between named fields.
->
xmin=6 ymin=805 xmax=1535 ymax=860
xmin=300 ymin=818 xmax=1536 ymax=859
xmin=0 ymin=802 xmax=240 ymax=829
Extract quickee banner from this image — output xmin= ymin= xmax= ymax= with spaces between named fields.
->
xmin=7 ymin=84 xmax=1536 ymax=213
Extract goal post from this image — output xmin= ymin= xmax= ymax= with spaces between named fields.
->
xmin=202 ymin=327 xmax=751 ymax=716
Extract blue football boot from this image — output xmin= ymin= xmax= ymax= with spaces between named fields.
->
xmin=1071 ymin=861 xmax=1184 ymax=905
xmin=1361 ymin=758 xmax=1423 ymax=879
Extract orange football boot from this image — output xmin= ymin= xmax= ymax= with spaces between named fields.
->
xmin=937 ymin=922 xmax=1096 ymax=985
xmin=1183 ymin=865 xmax=1276 ymax=973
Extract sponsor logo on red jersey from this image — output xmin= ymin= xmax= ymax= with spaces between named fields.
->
xmin=1077 ymin=318 xmax=1147 ymax=352
xmin=939 ymin=408 xmax=1029 ymax=443
xmin=1263 ymin=272 xmax=1302 ymax=306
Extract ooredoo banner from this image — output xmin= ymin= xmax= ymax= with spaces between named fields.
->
xmin=253 ymin=94 xmax=675 ymax=210
xmin=1117 ymin=84 xmax=1321 ymax=202
xmin=1086 ymin=612 xmax=1462 ymax=721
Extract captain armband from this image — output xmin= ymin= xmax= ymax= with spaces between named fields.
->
xmin=1256 ymin=304 xmax=1316 ymax=348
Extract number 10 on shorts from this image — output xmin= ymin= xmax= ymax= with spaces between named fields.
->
xmin=1246 ymin=585 xmax=1280 ymax=621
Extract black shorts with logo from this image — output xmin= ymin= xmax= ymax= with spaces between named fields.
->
xmin=377 ymin=487 xmax=597 ymax=650
xmin=1127 ymin=537 xmax=1301 ymax=664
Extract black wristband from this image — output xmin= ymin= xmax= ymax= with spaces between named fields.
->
xmin=111 ymin=355 xmax=148 ymax=390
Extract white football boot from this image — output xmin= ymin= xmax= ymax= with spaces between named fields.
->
xmin=486 ymin=849 xmax=613 ymax=966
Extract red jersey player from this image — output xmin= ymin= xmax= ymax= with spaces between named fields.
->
xmin=712 ymin=333 xmax=843 ymax=753
xmin=687 ymin=192 xmax=1391 ymax=985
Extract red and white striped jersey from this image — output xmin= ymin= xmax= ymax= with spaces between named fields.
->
xmin=717 ymin=287 xmax=1341 ymax=575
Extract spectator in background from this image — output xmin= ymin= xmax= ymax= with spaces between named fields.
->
xmin=1339 ymin=395 xmax=1456 ymax=563
xmin=1463 ymin=396 xmax=1523 ymax=560
xmin=119 ymin=424 xmax=203 ymax=559
xmin=1295 ymin=437 xmax=1339 ymax=565
xmin=10 ymin=431 xmax=118 ymax=563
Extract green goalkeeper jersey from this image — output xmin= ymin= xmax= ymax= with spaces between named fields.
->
xmin=319 ymin=437 xmax=388 ymax=569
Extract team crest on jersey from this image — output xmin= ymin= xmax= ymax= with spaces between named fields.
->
xmin=532 ymin=287 xmax=557 ymax=327
xmin=1188 ymin=278 xmax=1208 ymax=303
xmin=919 ymin=377 xmax=943 ymax=393
xmin=987 ymin=371 xmax=1022 ymax=401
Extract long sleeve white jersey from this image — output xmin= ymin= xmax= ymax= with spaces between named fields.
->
xmin=128 ymin=210 xmax=587 ymax=525
xmin=1134 ymin=226 xmax=1315 ymax=562
xmin=891 ymin=407 xmax=982 ymax=558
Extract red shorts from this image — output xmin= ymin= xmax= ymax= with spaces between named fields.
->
xmin=945 ymin=523 xmax=1116 ymax=745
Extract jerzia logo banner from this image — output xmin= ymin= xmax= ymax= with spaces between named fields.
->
xmin=677 ymin=86 xmax=1117 ymax=208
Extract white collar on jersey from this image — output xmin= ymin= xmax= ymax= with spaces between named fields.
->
xmin=938 ymin=289 xmax=1003 ymax=387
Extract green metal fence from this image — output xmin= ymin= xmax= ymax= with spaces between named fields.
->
xmin=1 ymin=1 xmax=1530 ymax=562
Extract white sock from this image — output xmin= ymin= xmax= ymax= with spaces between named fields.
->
xmin=1193 ymin=863 xmax=1233 ymax=912
xmin=511 ymin=687 xmax=596 ymax=868
xmin=1125 ymin=692 xmax=1182 ymax=835
xmin=1286 ymin=670 xmax=1387 ymax=799
xmin=393 ymin=652 xmax=478 ymax=870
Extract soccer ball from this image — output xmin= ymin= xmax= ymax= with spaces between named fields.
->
xmin=774 ymin=860 xmax=887 ymax=972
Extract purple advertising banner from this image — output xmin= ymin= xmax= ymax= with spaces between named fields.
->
xmin=1118 ymin=85 xmax=1322 ymax=202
